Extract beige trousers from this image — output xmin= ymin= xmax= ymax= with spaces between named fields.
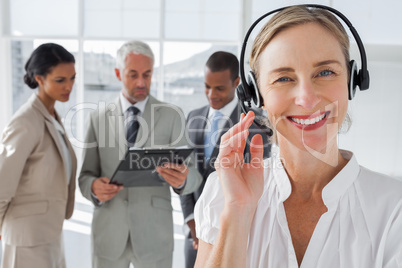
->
xmin=93 ymin=235 xmax=172 ymax=268
xmin=1 ymin=235 xmax=65 ymax=268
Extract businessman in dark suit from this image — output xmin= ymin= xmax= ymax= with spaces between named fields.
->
xmin=180 ymin=51 xmax=271 ymax=268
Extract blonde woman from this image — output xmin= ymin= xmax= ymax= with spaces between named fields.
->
xmin=194 ymin=6 xmax=402 ymax=268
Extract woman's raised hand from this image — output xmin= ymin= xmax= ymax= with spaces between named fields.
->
xmin=215 ymin=111 xmax=265 ymax=213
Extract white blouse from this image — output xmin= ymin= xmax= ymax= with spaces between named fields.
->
xmin=50 ymin=116 xmax=72 ymax=184
xmin=194 ymin=150 xmax=402 ymax=267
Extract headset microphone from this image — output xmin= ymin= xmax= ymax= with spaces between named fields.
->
xmin=236 ymin=4 xmax=370 ymax=137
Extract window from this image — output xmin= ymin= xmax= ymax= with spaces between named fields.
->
xmin=10 ymin=0 xmax=79 ymax=36
xmin=165 ymin=0 xmax=242 ymax=41
xmin=162 ymin=42 xmax=238 ymax=115
xmin=82 ymin=40 xmax=159 ymax=104
xmin=84 ymin=0 xmax=161 ymax=38
xmin=11 ymin=40 xmax=79 ymax=138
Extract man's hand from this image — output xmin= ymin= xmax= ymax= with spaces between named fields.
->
xmin=156 ymin=163 xmax=189 ymax=188
xmin=92 ymin=177 xmax=123 ymax=202
xmin=187 ymin=219 xmax=199 ymax=250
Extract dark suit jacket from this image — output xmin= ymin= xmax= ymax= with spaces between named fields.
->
xmin=180 ymin=103 xmax=271 ymax=223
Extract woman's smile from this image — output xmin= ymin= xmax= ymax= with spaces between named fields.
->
xmin=287 ymin=111 xmax=330 ymax=130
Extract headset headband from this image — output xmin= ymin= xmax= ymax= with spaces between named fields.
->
xmin=239 ymin=4 xmax=370 ymax=92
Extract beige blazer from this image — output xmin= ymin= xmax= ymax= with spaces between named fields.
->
xmin=0 ymin=94 xmax=76 ymax=247
xmin=79 ymin=95 xmax=202 ymax=262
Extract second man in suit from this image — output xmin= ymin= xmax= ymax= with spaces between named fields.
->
xmin=180 ymin=51 xmax=271 ymax=268
xmin=79 ymin=40 xmax=202 ymax=268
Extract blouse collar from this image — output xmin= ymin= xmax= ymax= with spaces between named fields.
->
xmin=271 ymin=149 xmax=360 ymax=207
xmin=321 ymin=150 xmax=360 ymax=207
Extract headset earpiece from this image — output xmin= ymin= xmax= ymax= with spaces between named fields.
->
xmin=235 ymin=71 xmax=263 ymax=109
xmin=236 ymin=71 xmax=263 ymax=107
xmin=236 ymin=71 xmax=272 ymax=136
xmin=247 ymin=71 xmax=263 ymax=108
xmin=349 ymin=60 xmax=358 ymax=100
xmin=358 ymin=66 xmax=370 ymax=91
xmin=236 ymin=83 xmax=248 ymax=104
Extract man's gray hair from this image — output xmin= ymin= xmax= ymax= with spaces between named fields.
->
xmin=116 ymin=40 xmax=154 ymax=70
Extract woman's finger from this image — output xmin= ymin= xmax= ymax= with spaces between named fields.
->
xmin=249 ymin=134 xmax=264 ymax=166
xmin=221 ymin=111 xmax=255 ymax=144
xmin=215 ymin=151 xmax=244 ymax=169
xmin=218 ymin=129 xmax=249 ymax=157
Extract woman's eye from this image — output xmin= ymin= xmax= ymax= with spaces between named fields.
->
xmin=318 ymin=70 xmax=334 ymax=77
xmin=275 ymin=77 xmax=291 ymax=83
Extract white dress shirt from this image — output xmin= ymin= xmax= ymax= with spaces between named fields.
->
xmin=195 ymin=150 xmax=402 ymax=267
xmin=206 ymin=96 xmax=238 ymax=130
xmin=120 ymin=93 xmax=148 ymax=124
xmin=50 ymin=116 xmax=72 ymax=184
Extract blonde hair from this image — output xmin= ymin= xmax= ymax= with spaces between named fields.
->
xmin=250 ymin=5 xmax=350 ymax=81
xmin=250 ymin=6 xmax=352 ymax=143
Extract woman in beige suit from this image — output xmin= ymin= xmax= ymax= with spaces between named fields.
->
xmin=0 ymin=43 xmax=77 ymax=268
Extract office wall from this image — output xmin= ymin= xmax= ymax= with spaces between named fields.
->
xmin=340 ymin=58 xmax=402 ymax=177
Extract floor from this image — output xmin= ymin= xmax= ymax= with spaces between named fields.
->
xmin=0 ymin=189 xmax=186 ymax=268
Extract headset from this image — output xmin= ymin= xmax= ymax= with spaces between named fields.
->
xmin=236 ymin=4 xmax=370 ymax=136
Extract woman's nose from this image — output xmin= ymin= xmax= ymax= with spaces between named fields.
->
xmin=66 ymin=80 xmax=74 ymax=91
xmin=294 ymin=80 xmax=320 ymax=109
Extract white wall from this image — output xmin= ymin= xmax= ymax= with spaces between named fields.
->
xmin=339 ymin=54 xmax=402 ymax=177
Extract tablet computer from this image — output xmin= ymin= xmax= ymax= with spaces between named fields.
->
xmin=109 ymin=147 xmax=194 ymax=187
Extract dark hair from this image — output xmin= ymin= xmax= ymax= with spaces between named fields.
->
xmin=24 ymin=43 xmax=75 ymax=89
xmin=205 ymin=51 xmax=239 ymax=82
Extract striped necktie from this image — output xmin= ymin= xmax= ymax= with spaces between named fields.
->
xmin=126 ymin=106 xmax=140 ymax=146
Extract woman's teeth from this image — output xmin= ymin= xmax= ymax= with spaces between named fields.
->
xmin=290 ymin=113 xmax=326 ymax=125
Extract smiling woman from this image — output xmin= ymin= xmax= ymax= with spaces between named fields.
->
xmin=193 ymin=5 xmax=402 ymax=268
xmin=258 ymin=22 xmax=349 ymax=154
